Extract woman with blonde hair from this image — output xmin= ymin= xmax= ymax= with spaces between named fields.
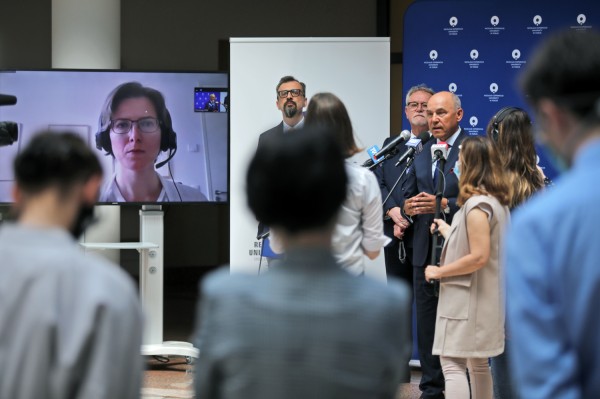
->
xmin=425 ymin=136 xmax=511 ymax=399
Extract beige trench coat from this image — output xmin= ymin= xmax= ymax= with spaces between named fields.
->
xmin=432 ymin=195 xmax=510 ymax=358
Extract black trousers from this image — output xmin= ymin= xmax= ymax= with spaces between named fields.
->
xmin=413 ymin=265 xmax=445 ymax=399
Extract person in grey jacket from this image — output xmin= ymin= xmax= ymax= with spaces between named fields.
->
xmin=193 ymin=125 xmax=413 ymax=399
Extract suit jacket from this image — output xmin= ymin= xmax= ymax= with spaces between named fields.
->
xmin=193 ymin=247 xmax=413 ymax=399
xmin=256 ymin=122 xmax=285 ymax=239
xmin=257 ymin=122 xmax=284 ymax=149
xmin=374 ymin=135 xmax=415 ymax=248
xmin=403 ymin=129 xmax=466 ymax=267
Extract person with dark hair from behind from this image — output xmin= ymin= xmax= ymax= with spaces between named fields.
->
xmin=484 ymin=106 xmax=546 ymax=399
xmin=375 ymin=84 xmax=435 ymax=286
xmin=255 ymin=75 xmax=307 ymax=242
xmin=0 ymin=131 xmax=143 ymax=399
xmin=193 ymin=126 xmax=412 ymax=399
xmin=96 ymin=81 xmax=207 ymax=202
xmin=505 ymin=29 xmax=600 ymax=399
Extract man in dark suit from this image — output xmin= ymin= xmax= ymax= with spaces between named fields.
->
xmin=194 ymin=126 xmax=413 ymax=399
xmin=204 ymin=93 xmax=220 ymax=112
xmin=402 ymin=91 xmax=467 ymax=399
xmin=374 ymin=84 xmax=435 ymax=286
xmin=256 ymin=75 xmax=307 ymax=241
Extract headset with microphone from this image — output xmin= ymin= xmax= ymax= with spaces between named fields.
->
xmin=491 ymin=106 xmax=524 ymax=142
xmin=95 ymin=83 xmax=178 ymax=169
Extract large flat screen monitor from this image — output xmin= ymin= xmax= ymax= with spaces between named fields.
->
xmin=0 ymin=69 xmax=228 ymax=204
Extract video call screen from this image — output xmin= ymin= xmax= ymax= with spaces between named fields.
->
xmin=0 ymin=69 xmax=228 ymax=204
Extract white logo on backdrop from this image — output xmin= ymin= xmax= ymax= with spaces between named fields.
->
xmin=430 ymin=50 xmax=438 ymax=61
xmin=470 ymin=116 xmax=478 ymax=127
xmin=449 ymin=83 xmax=457 ymax=93
xmin=533 ymin=15 xmax=542 ymax=26
xmin=512 ymin=49 xmax=521 ymax=60
xmin=449 ymin=17 xmax=458 ymax=27
xmin=470 ymin=49 xmax=479 ymax=60
xmin=490 ymin=83 xmax=499 ymax=94
xmin=577 ymin=14 xmax=586 ymax=25
xmin=491 ymin=16 xmax=499 ymax=26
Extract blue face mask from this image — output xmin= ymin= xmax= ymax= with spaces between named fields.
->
xmin=454 ymin=160 xmax=461 ymax=179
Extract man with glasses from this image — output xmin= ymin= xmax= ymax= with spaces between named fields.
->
xmin=374 ymin=84 xmax=435 ymax=287
xmin=255 ymin=76 xmax=307 ymax=246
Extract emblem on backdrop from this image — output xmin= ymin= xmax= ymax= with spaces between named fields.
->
xmin=486 ymin=14 xmax=505 ymax=35
xmin=449 ymin=83 xmax=457 ymax=93
xmin=425 ymin=50 xmax=443 ymax=69
xmin=571 ymin=13 xmax=591 ymax=31
xmin=485 ymin=83 xmax=504 ymax=103
xmin=444 ymin=16 xmax=463 ymax=36
xmin=528 ymin=14 xmax=548 ymax=35
xmin=465 ymin=116 xmax=483 ymax=136
xmin=507 ymin=49 xmax=526 ymax=69
xmin=465 ymin=49 xmax=484 ymax=69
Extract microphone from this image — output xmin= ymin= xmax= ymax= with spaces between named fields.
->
xmin=431 ymin=141 xmax=449 ymax=162
xmin=0 ymin=94 xmax=17 ymax=106
xmin=155 ymin=147 xmax=177 ymax=169
xmin=362 ymin=130 xmax=411 ymax=167
xmin=395 ymin=131 xmax=432 ymax=167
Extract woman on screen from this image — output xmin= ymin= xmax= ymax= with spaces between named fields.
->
xmin=95 ymin=82 xmax=207 ymax=202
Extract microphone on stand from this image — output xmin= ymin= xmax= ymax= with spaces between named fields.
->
xmin=395 ymin=132 xmax=433 ymax=167
xmin=431 ymin=141 xmax=449 ymax=163
xmin=362 ymin=130 xmax=411 ymax=167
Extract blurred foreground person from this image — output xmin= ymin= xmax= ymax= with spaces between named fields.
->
xmin=506 ymin=29 xmax=600 ymax=399
xmin=193 ymin=126 xmax=412 ymax=399
xmin=0 ymin=131 xmax=143 ymax=399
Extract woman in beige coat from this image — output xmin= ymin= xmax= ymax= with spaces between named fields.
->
xmin=425 ymin=136 xmax=511 ymax=399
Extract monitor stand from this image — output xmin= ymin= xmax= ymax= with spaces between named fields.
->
xmin=139 ymin=205 xmax=199 ymax=363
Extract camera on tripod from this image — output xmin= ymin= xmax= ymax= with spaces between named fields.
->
xmin=0 ymin=94 xmax=18 ymax=147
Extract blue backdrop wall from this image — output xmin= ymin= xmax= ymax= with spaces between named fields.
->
xmin=403 ymin=0 xmax=599 ymax=180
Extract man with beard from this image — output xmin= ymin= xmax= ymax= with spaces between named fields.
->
xmin=374 ymin=84 xmax=434 ymax=286
xmin=256 ymin=75 xmax=307 ymax=244
xmin=0 ymin=131 xmax=143 ymax=399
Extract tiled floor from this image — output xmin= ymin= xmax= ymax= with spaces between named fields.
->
xmin=142 ymin=359 xmax=423 ymax=399
xmin=141 ymin=267 xmax=424 ymax=398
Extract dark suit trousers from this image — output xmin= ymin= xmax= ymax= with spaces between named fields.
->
xmin=413 ymin=264 xmax=445 ymax=399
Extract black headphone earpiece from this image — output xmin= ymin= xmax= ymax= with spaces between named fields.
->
xmin=491 ymin=106 xmax=521 ymax=142
xmin=160 ymin=109 xmax=177 ymax=153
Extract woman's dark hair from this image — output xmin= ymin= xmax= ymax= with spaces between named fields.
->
xmin=486 ymin=108 xmax=544 ymax=208
xmin=457 ymin=136 xmax=510 ymax=207
xmin=305 ymin=92 xmax=361 ymax=158
xmin=247 ymin=125 xmax=347 ymax=234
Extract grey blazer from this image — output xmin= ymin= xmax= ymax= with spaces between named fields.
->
xmin=193 ymin=247 xmax=413 ymax=399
